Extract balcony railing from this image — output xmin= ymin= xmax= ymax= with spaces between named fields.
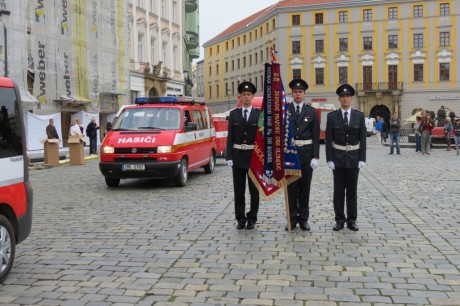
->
xmin=356 ymin=82 xmax=403 ymax=91
xmin=185 ymin=32 xmax=199 ymax=49
xmin=185 ymin=0 xmax=197 ymax=13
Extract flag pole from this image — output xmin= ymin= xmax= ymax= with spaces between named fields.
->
xmin=283 ymin=184 xmax=292 ymax=232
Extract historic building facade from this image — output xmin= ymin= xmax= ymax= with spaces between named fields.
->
xmin=128 ymin=0 xmax=199 ymax=101
xmin=203 ymin=0 xmax=458 ymax=122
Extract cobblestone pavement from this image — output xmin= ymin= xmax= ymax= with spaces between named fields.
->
xmin=1 ymin=137 xmax=460 ymax=305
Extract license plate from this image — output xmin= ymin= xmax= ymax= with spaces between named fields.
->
xmin=122 ymin=164 xmax=145 ymax=171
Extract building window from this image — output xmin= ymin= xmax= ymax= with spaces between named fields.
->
xmin=249 ymin=55 xmax=252 ymax=66
xmin=315 ymin=40 xmax=324 ymax=53
xmin=363 ymin=9 xmax=372 ymax=21
xmin=292 ymin=14 xmax=300 ymax=26
xmin=293 ymin=69 xmax=301 ymax=79
xmin=339 ymin=38 xmax=348 ymax=52
xmin=209 ymin=86 xmax=212 ymax=98
xmin=260 ymin=51 xmax=263 ymax=63
xmin=388 ymin=35 xmax=398 ymax=49
xmin=339 ymin=67 xmax=348 ymax=84
xmin=173 ymin=45 xmax=178 ymax=70
xmin=414 ymin=64 xmax=423 ymax=82
xmin=161 ymin=0 xmax=167 ymax=17
xmin=209 ymin=66 xmax=211 ymax=76
xmin=440 ymin=63 xmax=449 ymax=81
xmin=292 ymin=41 xmax=301 ymax=54
xmin=137 ymin=0 xmax=144 ymax=9
xmin=255 ymin=52 xmax=258 ymax=64
xmin=414 ymin=33 xmax=423 ymax=48
xmin=150 ymin=0 xmax=156 ymax=12
xmin=150 ymin=38 xmax=156 ymax=64
xmin=225 ymin=62 xmax=228 ymax=72
xmin=440 ymin=3 xmax=450 ymax=16
xmin=315 ymin=68 xmax=324 ymax=85
xmin=388 ymin=7 xmax=398 ymax=20
xmin=232 ymin=60 xmax=234 ymax=71
xmin=243 ymin=56 xmax=246 ymax=67
xmin=440 ymin=32 xmax=450 ymax=46
xmin=216 ymin=64 xmax=219 ymax=74
xmin=237 ymin=58 xmax=240 ymax=69
xmin=363 ymin=37 xmax=373 ymax=50
xmin=137 ymin=33 xmax=144 ymax=62
xmin=339 ymin=11 xmax=348 ymax=23
xmin=172 ymin=1 xmax=178 ymax=22
xmin=315 ymin=13 xmax=323 ymax=24
xmin=216 ymin=85 xmax=219 ymax=97
xmin=413 ymin=5 xmax=423 ymax=17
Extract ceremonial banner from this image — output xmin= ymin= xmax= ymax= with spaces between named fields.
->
xmin=249 ymin=63 xmax=301 ymax=199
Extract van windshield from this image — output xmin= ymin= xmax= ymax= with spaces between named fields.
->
xmin=112 ymin=107 xmax=181 ymax=131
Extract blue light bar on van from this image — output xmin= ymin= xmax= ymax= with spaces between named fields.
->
xmin=135 ymin=96 xmax=177 ymax=104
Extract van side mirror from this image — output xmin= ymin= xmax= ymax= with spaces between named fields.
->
xmin=185 ymin=122 xmax=198 ymax=131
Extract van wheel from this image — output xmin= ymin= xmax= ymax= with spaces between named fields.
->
xmin=174 ymin=159 xmax=188 ymax=187
xmin=105 ymin=178 xmax=120 ymax=187
xmin=0 ymin=215 xmax=16 ymax=283
xmin=204 ymin=152 xmax=216 ymax=174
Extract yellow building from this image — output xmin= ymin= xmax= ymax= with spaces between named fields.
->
xmin=203 ymin=0 xmax=458 ymax=122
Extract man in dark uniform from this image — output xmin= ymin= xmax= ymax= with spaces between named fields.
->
xmin=286 ymin=79 xmax=320 ymax=231
xmin=226 ymin=81 xmax=261 ymax=230
xmin=326 ymin=84 xmax=366 ymax=232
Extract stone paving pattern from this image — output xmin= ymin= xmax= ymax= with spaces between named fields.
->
xmin=1 ymin=137 xmax=459 ymax=305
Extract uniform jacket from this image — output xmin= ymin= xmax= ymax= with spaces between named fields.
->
xmin=288 ymin=103 xmax=320 ymax=163
xmin=225 ymin=107 xmax=260 ymax=169
xmin=326 ymin=109 xmax=366 ymax=168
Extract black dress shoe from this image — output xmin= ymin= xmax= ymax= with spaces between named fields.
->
xmin=299 ymin=221 xmax=310 ymax=231
xmin=347 ymin=222 xmax=359 ymax=231
xmin=285 ymin=223 xmax=297 ymax=231
xmin=246 ymin=220 xmax=256 ymax=230
xmin=236 ymin=221 xmax=246 ymax=230
xmin=333 ymin=222 xmax=345 ymax=231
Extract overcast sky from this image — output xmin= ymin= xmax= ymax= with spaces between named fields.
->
xmin=195 ymin=0 xmax=279 ymax=62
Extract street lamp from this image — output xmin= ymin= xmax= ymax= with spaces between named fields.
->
xmin=0 ymin=9 xmax=11 ymax=77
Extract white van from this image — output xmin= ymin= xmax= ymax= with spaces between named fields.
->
xmin=365 ymin=117 xmax=376 ymax=137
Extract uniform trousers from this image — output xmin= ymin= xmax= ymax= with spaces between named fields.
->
xmin=333 ymin=167 xmax=360 ymax=224
xmin=232 ymin=167 xmax=259 ymax=223
xmin=287 ymin=162 xmax=313 ymax=224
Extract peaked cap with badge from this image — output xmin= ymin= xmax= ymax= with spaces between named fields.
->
xmin=336 ymin=84 xmax=355 ymax=96
xmin=237 ymin=81 xmax=257 ymax=94
xmin=289 ymin=78 xmax=309 ymax=91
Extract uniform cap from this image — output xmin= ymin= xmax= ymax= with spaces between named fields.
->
xmin=336 ymin=84 xmax=355 ymax=96
xmin=237 ymin=81 xmax=257 ymax=94
xmin=289 ymin=78 xmax=309 ymax=91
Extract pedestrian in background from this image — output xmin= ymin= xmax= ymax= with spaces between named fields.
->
xmin=86 ymin=118 xmax=100 ymax=155
xmin=46 ymin=119 xmax=59 ymax=140
xmin=380 ymin=117 xmax=387 ymax=143
xmin=375 ymin=115 xmax=382 ymax=144
xmin=225 ymin=81 xmax=260 ymax=230
xmin=70 ymin=118 xmax=83 ymax=136
xmin=420 ymin=113 xmax=434 ymax=155
xmin=453 ymin=118 xmax=460 ymax=155
xmin=326 ymin=84 xmax=366 ymax=232
xmin=389 ymin=112 xmax=401 ymax=155
xmin=286 ymin=79 xmax=320 ymax=231
xmin=413 ymin=116 xmax=422 ymax=153
xmin=443 ymin=117 xmax=453 ymax=151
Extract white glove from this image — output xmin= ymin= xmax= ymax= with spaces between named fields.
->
xmin=226 ymin=160 xmax=233 ymax=167
xmin=310 ymin=158 xmax=319 ymax=170
xmin=327 ymin=161 xmax=335 ymax=170
xmin=358 ymin=161 xmax=366 ymax=168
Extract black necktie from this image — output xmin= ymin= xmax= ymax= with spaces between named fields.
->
xmin=296 ymin=105 xmax=300 ymax=116
xmin=344 ymin=111 xmax=349 ymax=127
xmin=244 ymin=109 xmax=248 ymax=121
